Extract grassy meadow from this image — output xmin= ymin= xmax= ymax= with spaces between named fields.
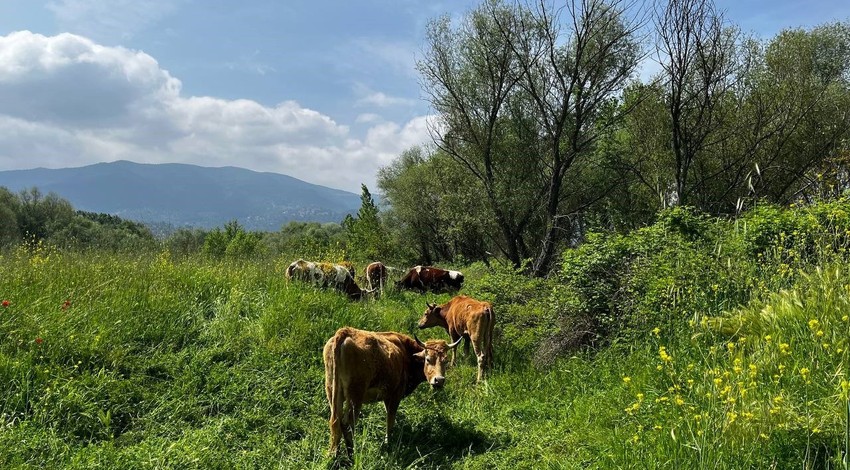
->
xmin=1 ymin=202 xmax=850 ymax=468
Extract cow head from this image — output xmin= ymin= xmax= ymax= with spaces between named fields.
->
xmin=417 ymin=302 xmax=445 ymax=329
xmin=413 ymin=333 xmax=462 ymax=388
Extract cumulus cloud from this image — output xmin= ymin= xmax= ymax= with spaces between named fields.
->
xmin=0 ymin=31 xmax=433 ymax=192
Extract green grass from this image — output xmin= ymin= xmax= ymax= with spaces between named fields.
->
xmin=0 ymin=241 xmax=848 ymax=468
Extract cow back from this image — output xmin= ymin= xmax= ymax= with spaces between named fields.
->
xmin=325 ymin=328 xmax=425 ymax=404
xmin=442 ymin=295 xmax=492 ymax=336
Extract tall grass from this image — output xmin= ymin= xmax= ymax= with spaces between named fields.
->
xmin=1 ymin=201 xmax=850 ymax=468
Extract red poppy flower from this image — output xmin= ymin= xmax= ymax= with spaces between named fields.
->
xmin=61 ymin=300 xmax=71 ymax=310
xmin=35 ymin=337 xmax=43 ymax=345
xmin=1 ymin=300 xmax=9 ymax=307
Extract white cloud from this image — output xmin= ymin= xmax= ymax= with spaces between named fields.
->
xmin=356 ymin=91 xmax=418 ymax=108
xmin=0 ymin=31 xmax=433 ymax=192
xmin=355 ymin=113 xmax=383 ymax=124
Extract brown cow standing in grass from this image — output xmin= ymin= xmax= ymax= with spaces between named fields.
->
xmin=323 ymin=327 xmax=462 ymax=458
xmin=418 ymin=295 xmax=495 ymax=383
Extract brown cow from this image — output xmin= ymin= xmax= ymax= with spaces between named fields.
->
xmin=396 ymin=265 xmax=464 ymax=293
xmin=286 ymin=259 xmax=374 ymax=300
xmin=418 ymin=295 xmax=495 ymax=383
xmin=323 ymin=327 xmax=462 ymax=458
xmin=364 ymin=261 xmax=388 ymax=293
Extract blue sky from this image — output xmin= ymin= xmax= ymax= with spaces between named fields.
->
xmin=0 ymin=0 xmax=848 ymax=192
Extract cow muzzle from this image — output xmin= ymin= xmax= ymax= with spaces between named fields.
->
xmin=430 ymin=376 xmax=446 ymax=388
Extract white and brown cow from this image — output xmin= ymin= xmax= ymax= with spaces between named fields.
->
xmin=364 ymin=261 xmax=388 ymax=293
xmin=418 ymin=295 xmax=495 ymax=383
xmin=285 ymin=259 xmax=373 ymax=300
xmin=396 ymin=265 xmax=464 ymax=293
xmin=323 ymin=327 xmax=463 ymax=458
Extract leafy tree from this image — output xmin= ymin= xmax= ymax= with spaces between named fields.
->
xmin=343 ymin=185 xmax=390 ymax=261
xmin=0 ymin=187 xmax=21 ymax=247
xmin=203 ymin=220 xmax=263 ymax=259
xmin=165 ymin=228 xmax=207 ymax=257
xmin=378 ymin=146 xmax=491 ymax=264
xmin=262 ymin=221 xmax=346 ymax=259
xmin=14 ymin=188 xmax=75 ymax=241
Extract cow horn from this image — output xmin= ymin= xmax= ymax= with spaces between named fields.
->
xmin=426 ymin=302 xmax=436 ymax=309
xmin=447 ymin=336 xmax=464 ymax=349
xmin=413 ymin=332 xmax=426 ymax=347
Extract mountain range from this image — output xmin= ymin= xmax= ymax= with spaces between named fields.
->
xmin=0 ymin=161 xmax=362 ymax=231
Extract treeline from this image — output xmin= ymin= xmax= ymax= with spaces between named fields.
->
xmin=0 ymin=185 xmax=358 ymax=262
xmin=0 ymin=187 xmax=157 ymax=251
xmin=375 ymin=0 xmax=850 ymax=275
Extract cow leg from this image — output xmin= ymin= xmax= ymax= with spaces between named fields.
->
xmin=342 ymin=381 xmax=367 ymax=457
xmin=342 ymin=399 xmax=360 ymax=458
xmin=384 ymin=398 xmax=401 ymax=444
xmin=449 ymin=332 xmax=463 ymax=366
xmin=470 ymin=333 xmax=486 ymax=383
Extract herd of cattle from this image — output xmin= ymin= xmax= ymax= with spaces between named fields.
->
xmin=285 ymin=259 xmax=466 ymax=300
xmin=284 ymin=258 xmax=493 ymax=459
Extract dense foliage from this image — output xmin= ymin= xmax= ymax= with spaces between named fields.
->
xmin=376 ymin=0 xmax=850 ymax=271
xmin=0 ymin=187 xmax=157 ymax=252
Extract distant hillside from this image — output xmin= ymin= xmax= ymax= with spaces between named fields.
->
xmin=0 ymin=161 xmax=361 ymax=231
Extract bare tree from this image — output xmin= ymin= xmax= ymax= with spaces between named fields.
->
xmin=654 ymin=0 xmax=737 ymax=207
xmin=419 ymin=0 xmax=645 ymax=274
xmin=419 ymin=1 xmax=532 ymax=265
xmin=512 ymin=0 xmax=647 ymax=275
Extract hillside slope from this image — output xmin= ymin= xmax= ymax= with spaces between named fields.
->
xmin=0 ymin=160 xmax=360 ymax=230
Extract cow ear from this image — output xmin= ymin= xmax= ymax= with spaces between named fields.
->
xmin=413 ymin=350 xmax=427 ymax=359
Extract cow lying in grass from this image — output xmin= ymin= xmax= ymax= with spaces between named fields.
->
xmin=285 ymin=259 xmax=374 ymax=300
xmin=323 ymin=327 xmax=462 ymax=458
xmin=396 ymin=265 xmax=464 ymax=293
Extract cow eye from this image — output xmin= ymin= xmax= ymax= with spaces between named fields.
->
xmin=426 ymin=355 xmax=436 ymax=364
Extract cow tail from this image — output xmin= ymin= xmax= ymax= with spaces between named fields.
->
xmin=486 ymin=306 xmax=495 ymax=367
xmin=329 ymin=330 xmax=348 ymax=444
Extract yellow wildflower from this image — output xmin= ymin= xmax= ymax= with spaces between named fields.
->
xmin=659 ymin=346 xmax=672 ymax=363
